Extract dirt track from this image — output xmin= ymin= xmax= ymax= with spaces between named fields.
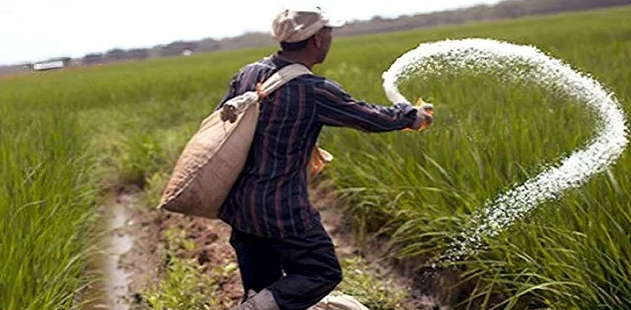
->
xmin=99 ymin=182 xmax=442 ymax=310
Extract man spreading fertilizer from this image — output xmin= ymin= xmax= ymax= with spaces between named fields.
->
xmin=217 ymin=8 xmax=434 ymax=310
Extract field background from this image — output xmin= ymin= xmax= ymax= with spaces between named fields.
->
xmin=1 ymin=5 xmax=630 ymax=310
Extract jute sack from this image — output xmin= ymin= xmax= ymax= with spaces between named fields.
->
xmin=310 ymin=294 xmax=371 ymax=310
xmin=157 ymin=64 xmax=312 ymax=219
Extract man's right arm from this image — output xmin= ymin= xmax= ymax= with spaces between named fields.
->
xmin=314 ymin=79 xmax=418 ymax=132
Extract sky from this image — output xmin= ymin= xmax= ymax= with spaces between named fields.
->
xmin=0 ymin=0 xmax=503 ymax=65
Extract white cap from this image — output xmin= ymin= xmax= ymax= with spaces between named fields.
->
xmin=272 ymin=8 xmax=345 ymax=43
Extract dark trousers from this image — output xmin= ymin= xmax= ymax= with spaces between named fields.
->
xmin=229 ymin=221 xmax=343 ymax=310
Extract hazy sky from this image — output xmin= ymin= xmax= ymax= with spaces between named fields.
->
xmin=0 ymin=0 xmax=502 ymax=65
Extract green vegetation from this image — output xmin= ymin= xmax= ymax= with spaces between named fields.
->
xmin=336 ymin=257 xmax=409 ymax=310
xmin=143 ymin=227 xmax=237 ymax=310
xmin=0 ymin=100 xmax=96 ymax=308
xmin=1 ymin=5 xmax=629 ymax=309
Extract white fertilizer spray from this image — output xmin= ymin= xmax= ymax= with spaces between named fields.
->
xmin=382 ymin=38 xmax=629 ymax=260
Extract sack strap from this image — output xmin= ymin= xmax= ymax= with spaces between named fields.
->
xmin=257 ymin=64 xmax=312 ymax=98
xmin=220 ymin=64 xmax=311 ymax=123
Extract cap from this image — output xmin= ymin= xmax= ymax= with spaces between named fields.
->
xmin=272 ymin=8 xmax=345 ymax=43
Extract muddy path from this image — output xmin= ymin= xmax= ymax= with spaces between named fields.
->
xmin=82 ymin=188 xmax=137 ymax=310
xmin=85 ymin=182 xmax=445 ymax=310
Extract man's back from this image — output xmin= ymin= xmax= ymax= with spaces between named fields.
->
xmin=218 ymin=53 xmax=418 ymax=239
xmin=218 ymin=54 xmax=322 ymax=239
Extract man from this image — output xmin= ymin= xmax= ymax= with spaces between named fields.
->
xmin=217 ymin=8 xmax=433 ymax=310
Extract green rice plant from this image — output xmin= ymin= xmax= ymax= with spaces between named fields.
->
xmin=0 ymin=107 xmax=97 ymax=309
xmin=1 ymin=5 xmax=630 ymax=309
xmin=337 ymin=257 xmax=409 ymax=310
xmin=142 ymin=228 xmax=221 ymax=310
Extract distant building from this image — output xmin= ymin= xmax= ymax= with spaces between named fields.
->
xmin=32 ymin=58 xmax=71 ymax=71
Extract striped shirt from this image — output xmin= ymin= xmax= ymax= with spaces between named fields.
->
xmin=217 ymin=53 xmax=417 ymax=239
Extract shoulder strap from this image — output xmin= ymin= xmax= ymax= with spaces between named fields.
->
xmin=258 ymin=64 xmax=312 ymax=97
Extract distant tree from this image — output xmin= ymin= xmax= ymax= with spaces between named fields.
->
xmin=105 ymin=48 xmax=127 ymax=61
xmin=157 ymin=41 xmax=198 ymax=57
xmin=492 ymin=1 xmax=526 ymax=18
xmin=370 ymin=15 xmax=384 ymax=22
xmin=83 ymin=53 xmax=103 ymax=64
xmin=198 ymin=38 xmax=220 ymax=52
xmin=126 ymin=48 xmax=150 ymax=60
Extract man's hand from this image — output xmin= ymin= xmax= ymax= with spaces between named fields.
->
xmin=409 ymin=102 xmax=434 ymax=131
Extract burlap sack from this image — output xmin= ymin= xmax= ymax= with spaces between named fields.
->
xmin=158 ymin=64 xmax=311 ymax=219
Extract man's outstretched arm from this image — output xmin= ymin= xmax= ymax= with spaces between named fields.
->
xmin=315 ymin=79 xmax=421 ymax=132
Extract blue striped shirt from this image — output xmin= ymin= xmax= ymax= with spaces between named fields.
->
xmin=217 ymin=53 xmax=417 ymax=238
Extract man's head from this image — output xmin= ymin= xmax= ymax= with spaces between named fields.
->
xmin=272 ymin=9 xmax=343 ymax=65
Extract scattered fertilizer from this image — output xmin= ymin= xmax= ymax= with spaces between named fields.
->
xmin=382 ymin=38 xmax=629 ymax=260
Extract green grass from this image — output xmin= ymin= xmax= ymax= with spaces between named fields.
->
xmin=336 ymin=257 xmax=409 ymax=310
xmin=142 ymin=227 xmax=238 ymax=310
xmin=1 ymin=5 xmax=630 ymax=309
xmin=0 ymin=106 xmax=96 ymax=309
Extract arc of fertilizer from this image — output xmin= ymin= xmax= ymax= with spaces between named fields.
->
xmin=382 ymin=38 xmax=629 ymax=260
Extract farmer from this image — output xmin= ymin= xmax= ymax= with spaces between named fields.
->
xmin=217 ymin=8 xmax=433 ymax=310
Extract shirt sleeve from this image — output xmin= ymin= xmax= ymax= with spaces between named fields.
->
xmin=314 ymin=79 xmax=418 ymax=132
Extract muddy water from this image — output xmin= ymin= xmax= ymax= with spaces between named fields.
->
xmin=83 ymin=195 xmax=134 ymax=310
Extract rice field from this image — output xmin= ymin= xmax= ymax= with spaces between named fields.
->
xmin=1 ymin=5 xmax=630 ymax=309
